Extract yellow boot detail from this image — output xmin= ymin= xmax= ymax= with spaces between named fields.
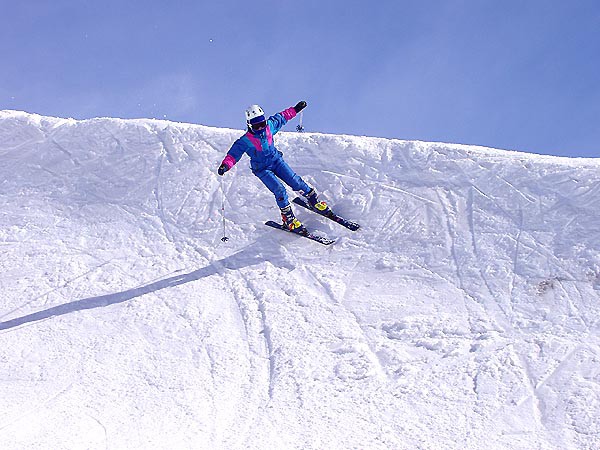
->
xmin=288 ymin=218 xmax=304 ymax=230
xmin=314 ymin=201 xmax=328 ymax=212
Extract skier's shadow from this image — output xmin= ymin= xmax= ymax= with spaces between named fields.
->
xmin=0 ymin=242 xmax=290 ymax=331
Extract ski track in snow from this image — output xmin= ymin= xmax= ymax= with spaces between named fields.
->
xmin=1 ymin=110 xmax=599 ymax=449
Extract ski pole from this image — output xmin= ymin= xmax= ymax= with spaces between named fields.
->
xmin=219 ymin=179 xmax=229 ymax=242
xmin=296 ymin=111 xmax=304 ymax=132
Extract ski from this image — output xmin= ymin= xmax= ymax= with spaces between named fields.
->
xmin=265 ymin=221 xmax=335 ymax=245
xmin=292 ymin=197 xmax=361 ymax=231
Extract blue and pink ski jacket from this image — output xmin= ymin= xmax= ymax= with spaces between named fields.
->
xmin=221 ymin=107 xmax=297 ymax=173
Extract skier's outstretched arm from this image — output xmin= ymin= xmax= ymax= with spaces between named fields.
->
xmin=269 ymin=101 xmax=307 ymax=135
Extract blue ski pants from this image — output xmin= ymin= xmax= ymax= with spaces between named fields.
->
xmin=253 ymin=157 xmax=311 ymax=209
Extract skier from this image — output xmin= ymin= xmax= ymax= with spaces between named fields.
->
xmin=217 ymin=101 xmax=330 ymax=232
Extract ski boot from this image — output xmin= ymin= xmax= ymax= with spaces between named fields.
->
xmin=280 ymin=205 xmax=306 ymax=233
xmin=305 ymin=188 xmax=331 ymax=214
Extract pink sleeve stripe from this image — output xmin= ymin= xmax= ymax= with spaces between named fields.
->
xmin=281 ymin=107 xmax=297 ymax=121
xmin=222 ymin=154 xmax=236 ymax=169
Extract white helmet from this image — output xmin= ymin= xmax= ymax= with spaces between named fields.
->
xmin=245 ymin=104 xmax=266 ymax=129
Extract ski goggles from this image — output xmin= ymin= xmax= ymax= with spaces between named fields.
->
xmin=249 ymin=115 xmax=267 ymax=132
xmin=251 ymin=120 xmax=267 ymax=132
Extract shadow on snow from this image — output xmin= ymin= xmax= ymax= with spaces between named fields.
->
xmin=0 ymin=242 xmax=290 ymax=331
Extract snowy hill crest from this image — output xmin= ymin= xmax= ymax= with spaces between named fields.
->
xmin=1 ymin=110 xmax=599 ymax=449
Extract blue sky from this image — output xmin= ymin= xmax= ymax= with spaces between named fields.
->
xmin=2 ymin=0 xmax=599 ymax=157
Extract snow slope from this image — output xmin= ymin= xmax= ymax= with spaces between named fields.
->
xmin=1 ymin=110 xmax=599 ymax=450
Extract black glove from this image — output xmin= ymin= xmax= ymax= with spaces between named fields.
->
xmin=218 ymin=163 xmax=228 ymax=176
xmin=294 ymin=101 xmax=307 ymax=113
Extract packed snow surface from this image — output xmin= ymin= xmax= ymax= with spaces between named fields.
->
xmin=1 ymin=110 xmax=599 ymax=449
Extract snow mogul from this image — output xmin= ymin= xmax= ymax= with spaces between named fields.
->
xmin=217 ymin=101 xmax=330 ymax=232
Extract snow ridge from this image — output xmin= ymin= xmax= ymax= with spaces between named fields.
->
xmin=0 ymin=110 xmax=599 ymax=449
